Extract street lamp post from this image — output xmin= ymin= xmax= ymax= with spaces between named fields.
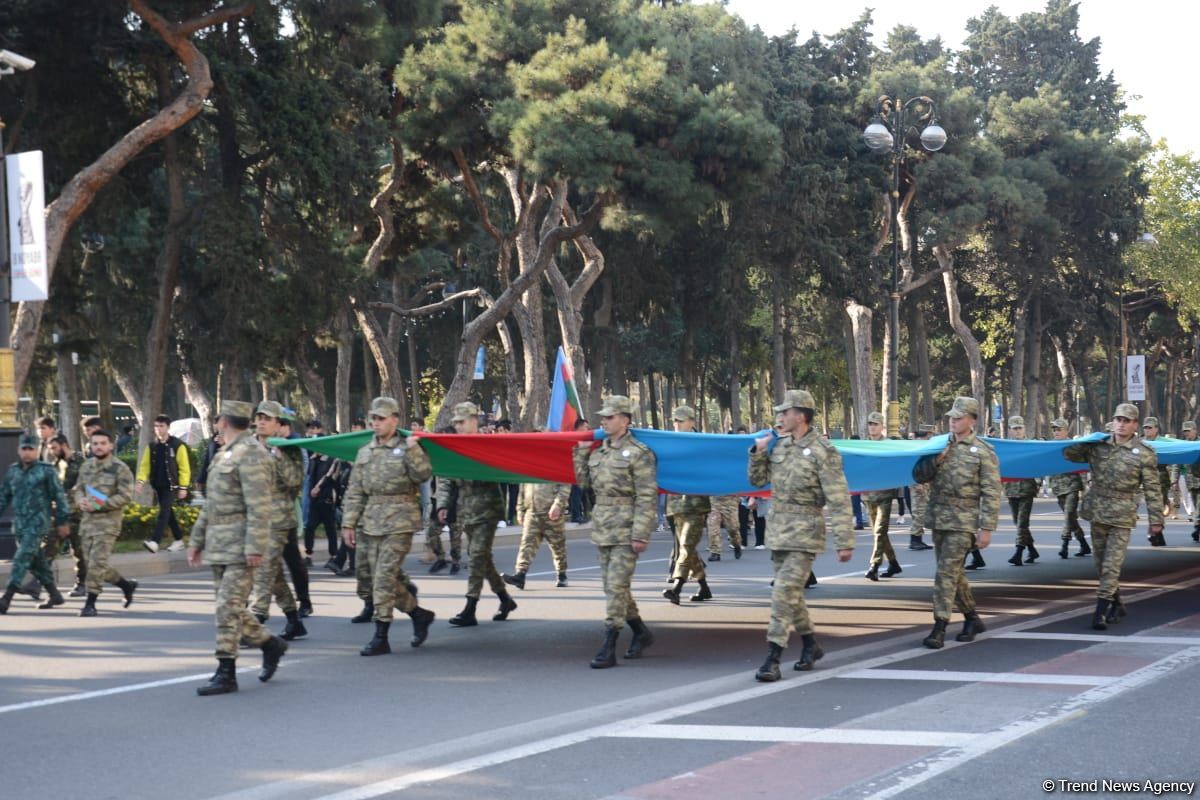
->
xmin=863 ymin=95 xmax=945 ymax=437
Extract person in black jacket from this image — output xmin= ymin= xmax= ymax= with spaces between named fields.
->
xmin=135 ymin=415 xmax=192 ymax=553
xmin=307 ymin=452 xmax=341 ymax=560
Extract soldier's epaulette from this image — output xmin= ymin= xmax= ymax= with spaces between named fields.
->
xmin=624 ymin=435 xmax=651 ymax=453
xmin=972 ymin=437 xmax=996 ymax=453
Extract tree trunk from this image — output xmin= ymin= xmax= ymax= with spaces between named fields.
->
xmin=545 ymin=218 xmax=604 ymax=411
xmin=729 ymin=326 xmax=741 ymax=431
xmin=97 ymin=363 xmax=115 ymax=433
xmin=292 ymin=340 xmax=329 ymax=428
xmin=112 ymin=364 xmax=144 ymax=427
xmin=335 ymin=307 xmax=353 ymax=432
xmin=178 ymin=342 xmax=214 ymax=438
xmin=587 ymin=276 xmax=614 ymax=416
xmin=406 ymin=320 xmax=422 ymax=422
xmin=361 ymin=332 xmax=378 ymax=402
xmin=9 ymin=1 xmax=255 ymax=394
xmin=495 ymin=316 xmax=522 ymax=429
xmin=770 ymin=265 xmax=787 ymax=404
xmin=1024 ymin=295 xmax=1044 ymax=436
xmin=748 ymin=372 xmax=759 ymax=429
xmin=1051 ymin=334 xmax=1075 ymax=423
xmin=353 ymin=298 xmax=407 ymax=419
xmin=844 ymin=299 xmax=875 ymax=437
xmin=57 ymin=351 xmax=81 ymax=449
xmin=934 ymin=245 xmax=986 ymax=430
xmin=910 ymin=298 xmax=934 ymax=425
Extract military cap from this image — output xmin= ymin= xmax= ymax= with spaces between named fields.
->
xmin=1113 ymin=403 xmax=1138 ymax=420
xmin=773 ymin=389 xmax=816 ymax=413
xmin=919 ymin=424 xmax=937 ymax=433
xmin=945 ymin=396 xmax=980 ymax=419
xmin=255 ymin=400 xmax=285 ymax=419
xmin=867 ymin=411 xmax=885 ymax=425
xmin=598 ymin=395 xmax=634 ymax=417
xmin=1183 ymin=421 xmax=1196 ymax=432
xmin=1008 ymin=415 xmax=1026 ymax=429
xmin=369 ymin=397 xmax=401 ymax=418
xmin=18 ymin=433 xmax=38 ymax=449
xmin=449 ymin=401 xmax=479 ymax=422
xmin=220 ymin=400 xmax=255 ymax=419
xmin=1050 ymin=418 xmax=1069 ymax=429
xmin=280 ymin=406 xmax=297 ymax=423
xmin=1142 ymin=416 xmax=1159 ymax=428
xmin=671 ymin=405 xmax=696 ymax=422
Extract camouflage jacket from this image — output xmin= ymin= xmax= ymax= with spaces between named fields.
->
xmin=913 ymin=432 xmax=1001 ymax=533
xmin=1004 ymin=477 xmax=1042 ymax=498
xmin=189 ymin=430 xmax=272 ymax=565
xmin=666 ymin=491 xmax=710 ymax=517
xmin=572 ymin=432 xmax=658 ymax=546
xmin=1047 ymin=470 xmax=1084 ymax=496
xmin=515 ymin=482 xmax=569 ymax=519
xmin=73 ymin=456 xmax=134 ymax=522
xmin=0 ymin=460 xmax=70 ymax=538
xmin=259 ymin=438 xmax=305 ymax=530
xmin=747 ymin=430 xmax=854 ymax=553
xmin=862 ymin=436 xmax=898 ymax=503
xmin=1187 ymin=459 xmax=1200 ymax=492
xmin=343 ymin=433 xmax=432 ymax=536
xmin=60 ymin=451 xmax=84 ymax=516
xmin=1065 ymin=436 xmax=1164 ymax=528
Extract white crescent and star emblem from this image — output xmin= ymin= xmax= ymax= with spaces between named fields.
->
xmin=1132 ymin=447 xmax=1140 ymax=454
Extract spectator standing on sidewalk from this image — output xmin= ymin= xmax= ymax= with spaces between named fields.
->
xmin=136 ymin=415 xmax=192 ymax=553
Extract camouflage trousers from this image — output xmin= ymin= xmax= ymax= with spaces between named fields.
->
xmin=464 ymin=520 xmax=505 ymax=600
xmin=1090 ymin=522 xmax=1130 ymax=601
xmin=669 ymin=513 xmax=707 ymax=582
xmin=82 ymin=532 xmax=125 ymax=595
xmin=931 ymin=530 xmax=977 ymax=621
xmin=766 ymin=550 xmax=816 ymax=647
xmin=706 ymin=499 xmax=741 ymax=555
xmin=598 ymin=543 xmax=640 ymax=630
xmin=211 ymin=564 xmax=270 ymax=659
xmin=37 ymin=516 xmax=85 ymax=585
xmin=909 ymin=488 xmax=928 ymax=536
xmin=1192 ymin=491 xmax=1200 ymax=534
xmin=251 ymin=528 xmax=298 ymax=617
xmin=514 ymin=513 xmax=567 ymax=574
xmin=1159 ymin=469 xmax=1173 ymax=515
xmin=867 ymin=500 xmax=897 ymax=568
xmin=9 ymin=533 xmax=55 ymax=591
xmin=1008 ymin=496 xmax=1035 ymax=546
xmin=426 ymin=516 xmax=463 ymax=564
xmin=360 ymin=532 xmax=417 ymax=622
xmin=1057 ymin=492 xmax=1086 ymax=543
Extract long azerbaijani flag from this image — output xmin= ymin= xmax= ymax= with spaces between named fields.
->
xmin=545 ymin=346 xmax=584 ymax=431
xmin=273 ymin=429 xmax=1200 ymax=495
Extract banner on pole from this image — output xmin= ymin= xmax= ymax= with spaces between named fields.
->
xmin=6 ymin=150 xmax=48 ymax=302
xmin=473 ymin=346 xmax=485 ymax=380
xmin=1126 ymin=354 xmax=1146 ymax=401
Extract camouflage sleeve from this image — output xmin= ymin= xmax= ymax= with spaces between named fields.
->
xmin=405 ymin=440 xmax=433 ymax=483
xmin=109 ymin=462 xmax=135 ymax=510
xmin=572 ymin=446 xmax=592 ymax=489
xmin=1142 ymin=454 xmax=1165 ymax=527
xmin=978 ymin=446 xmax=1002 ymax=531
xmin=748 ymin=448 xmax=770 ymax=488
xmin=1062 ymin=441 xmax=1094 ymax=464
xmin=516 ymin=484 xmax=529 ymax=518
xmin=48 ymin=469 xmax=70 ymax=526
xmin=279 ymin=448 xmax=305 ymax=495
xmin=341 ymin=456 xmax=366 ymax=530
xmin=912 ymin=454 xmax=939 ymax=484
xmin=818 ymin=446 xmax=854 ymax=550
xmin=551 ymin=482 xmax=569 ymax=511
xmin=191 ymin=503 xmax=208 ymax=552
xmin=434 ymin=476 xmax=458 ymax=515
xmin=630 ymin=447 xmax=658 ymax=543
xmin=71 ymin=470 xmax=87 ymax=509
xmin=64 ymin=456 xmax=82 ymax=493
xmin=0 ymin=472 xmax=11 ymax=518
xmin=239 ymin=448 xmax=271 ymax=557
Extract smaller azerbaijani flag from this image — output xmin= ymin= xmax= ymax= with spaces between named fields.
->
xmin=546 ymin=346 xmax=585 ymax=432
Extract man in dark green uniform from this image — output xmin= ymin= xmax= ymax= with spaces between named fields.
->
xmin=0 ymin=434 xmax=71 ymax=614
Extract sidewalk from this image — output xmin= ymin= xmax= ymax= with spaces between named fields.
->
xmin=0 ymin=521 xmax=595 ymax=585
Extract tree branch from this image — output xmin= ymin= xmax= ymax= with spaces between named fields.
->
xmin=369 ymin=288 xmax=491 ymax=319
xmin=452 ymin=148 xmax=506 ymax=245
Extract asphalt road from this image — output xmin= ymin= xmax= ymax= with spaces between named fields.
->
xmin=2 ymin=498 xmax=1199 ymax=800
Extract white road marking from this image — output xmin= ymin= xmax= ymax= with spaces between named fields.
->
xmin=528 ymin=557 xmax=668 ymax=578
xmin=610 ymin=723 xmax=978 ymax=748
xmin=995 ymin=632 xmax=1200 ymax=646
xmin=840 ymin=668 xmax=1116 ymax=686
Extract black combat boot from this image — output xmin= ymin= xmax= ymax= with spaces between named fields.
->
xmin=254 ymin=611 xmax=268 ymax=624
xmin=1076 ymin=534 xmax=1092 ymax=556
xmin=37 ymin=586 xmax=65 ymax=610
xmin=1148 ymin=531 xmax=1167 ymax=547
xmin=449 ymin=597 xmax=479 ymax=627
xmin=281 ymin=609 xmax=308 ymax=641
xmin=116 ymin=578 xmax=137 ymax=608
xmin=755 ymin=643 xmax=783 ymax=682
xmin=965 ymin=549 xmax=986 ymax=570
xmin=1059 ymin=540 xmax=1070 ymax=559
xmin=864 ymin=566 xmax=880 ymax=582
xmin=501 ymin=571 xmax=527 ymax=590
xmin=429 ymin=558 xmax=448 ymax=574
xmin=882 ymin=561 xmax=903 ymax=578
xmin=806 ymin=571 xmax=818 ymax=588
xmin=449 ymin=561 xmax=461 ymax=575
xmin=690 ymin=579 xmax=713 ymax=602
xmin=197 ymin=658 xmax=238 ymax=696
xmin=0 ymin=586 xmax=16 ymax=614
xmin=80 ymin=593 xmax=99 ymax=617
xmin=259 ymin=635 xmax=288 ymax=681
xmin=409 ymin=606 xmax=435 ymax=647
xmin=360 ymin=621 xmax=391 ymax=656
xmin=1024 ymin=543 xmax=1040 ymax=563
xmin=493 ymin=592 xmax=518 ymax=621
xmin=1008 ymin=546 xmax=1025 ymax=566
xmin=793 ymin=634 xmax=824 ymax=671
xmin=1091 ymin=598 xmax=1111 ymax=630
xmin=662 ymin=578 xmax=685 ymax=605
xmin=350 ymin=600 xmax=374 ymax=623
xmin=956 ymin=612 xmax=986 ymax=642
xmin=1192 ymin=526 xmax=1200 ymax=543
xmin=909 ymin=535 xmax=931 ymax=551
xmin=70 ymin=581 xmax=86 ymax=598
xmin=624 ymin=617 xmax=654 ymax=659
xmin=708 ymin=553 xmax=721 ymax=562
xmin=923 ymin=619 xmax=948 ymax=649
xmin=556 ymin=571 xmax=568 ymax=587
xmin=1105 ymin=592 xmax=1127 ymax=625
xmin=590 ymin=627 xmax=619 ymax=669
xmin=16 ymin=580 xmax=41 ymax=602
xmin=733 ymin=544 xmax=742 ymax=559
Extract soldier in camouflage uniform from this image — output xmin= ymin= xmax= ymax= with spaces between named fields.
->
xmin=1004 ymin=416 xmax=1042 ymax=565
xmin=863 ymin=411 xmax=902 ymax=581
xmin=707 ymin=494 xmax=742 ymax=561
xmin=1048 ymin=418 xmax=1091 ymax=559
xmin=437 ymin=402 xmax=518 ymax=627
xmin=1140 ymin=417 xmax=1172 ymax=545
xmin=663 ymin=405 xmax=714 ymax=604
xmin=74 ymin=430 xmax=137 ymax=616
xmin=425 ymin=472 xmax=464 ymax=575
xmin=341 ymin=397 xmax=437 ymax=654
xmin=502 ymin=480 xmax=570 ymax=590
xmin=0 ymin=434 xmax=71 ymax=614
xmin=49 ymin=435 xmax=88 ymax=597
xmin=1064 ymin=402 xmax=1164 ymax=629
xmin=187 ymin=401 xmax=289 ymax=695
xmin=748 ymin=389 xmax=854 ymax=681
xmin=908 ymin=424 xmax=935 ymax=550
xmin=913 ymin=397 xmax=1001 ymax=649
xmin=1183 ymin=422 xmax=1200 ymax=542
xmin=573 ymin=395 xmax=658 ymax=668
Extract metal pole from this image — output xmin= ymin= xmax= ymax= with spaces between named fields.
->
xmin=887 ymin=102 xmax=902 ymax=438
